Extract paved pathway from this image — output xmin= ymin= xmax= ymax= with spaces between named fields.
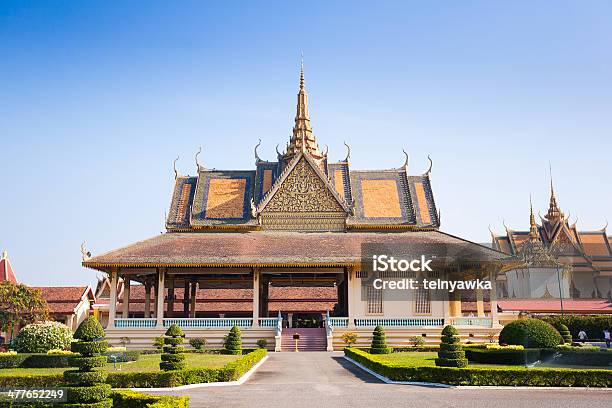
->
xmin=151 ymin=352 xmax=611 ymax=408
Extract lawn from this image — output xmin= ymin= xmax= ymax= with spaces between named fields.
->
xmin=0 ymin=353 xmax=239 ymax=376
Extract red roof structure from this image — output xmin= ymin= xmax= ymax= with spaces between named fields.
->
xmin=32 ymin=286 xmax=94 ymax=314
xmin=0 ymin=251 xmax=17 ymax=283
xmin=498 ymin=299 xmax=612 ymax=314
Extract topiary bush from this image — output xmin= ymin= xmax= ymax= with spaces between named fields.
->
xmin=64 ymin=316 xmax=112 ymax=407
xmin=160 ymin=324 xmax=186 ymax=371
xmin=370 ymin=325 xmax=391 ymax=354
xmin=256 ymin=339 xmax=267 ymax=349
xmin=14 ymin=321 xmax=73 ymax=353
xmin=223 ymin=326 xmax=242 ymax=355
xmin=556 ymin=323 xmax=572 ymax=344
xmin=435 ymin=325 xmax=468 ymax=368
xmin=499 ymin=318 xmax=563 ymax=348
xmin=189 ymin=337 xmax=206 ymax=351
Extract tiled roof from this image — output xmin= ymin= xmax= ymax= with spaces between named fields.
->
xmin=497 ymin=299 xmax=612 ymax=313
xmin=84 ymin=230 xmax=505 ymax=268
xmin=33 ymin=286 xmax=93 ymax=314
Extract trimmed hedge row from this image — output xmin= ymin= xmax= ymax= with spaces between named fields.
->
xmin=344 ymin=348 xmax=612 ymax=387
xmin=0 ymin=348 xmax=269 ymax=389
xmin=466 ymin=348 xmax=541 ymax=365
xmin=537 ymin=315 xmax=612 ymax=340
xmin=108 ymin=348 xmax=268 ymax=388
xmin=111 ymin=390 xmax=189 ymax=408
xmin=0 ymin=353 xmax=77 ymax=369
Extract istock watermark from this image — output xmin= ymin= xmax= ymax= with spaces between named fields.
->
xmin=359 ymin=243 xmax=497 ymax=302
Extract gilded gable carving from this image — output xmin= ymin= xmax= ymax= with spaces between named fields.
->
xmin=263 ymin=157 xmax=345 ymax=213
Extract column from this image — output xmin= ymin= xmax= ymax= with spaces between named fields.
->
xmin=252 ymin=268 xmax=260 ymax=327
xmin=347 ymin=267 xmax=357 ymax=329
xmin=152 ymin=278 xmax=158 ymax=318
xmin=167 ymin=274 xmax=175 ymax=318
xmin=490 ymin=270 xmax=499 ymax=326
xmin=476 ymin=288 xmax=485 ymax=317
xmin=190 ymin=279 xmax=197 ymax=318
xmin=155 ymin=268 xmax=166 ymax=327
xmin=108 ymin=267 xmax=118 ymax=329
xmin=287 ymin=313 xmax=293 ymax=328
xmin=144 ymin=279 xmax=151 ymax=318
xmin=122 ymin=277 xmax=130 ymax=318
xmin=183 ymin=280 xmax=190 ymax=318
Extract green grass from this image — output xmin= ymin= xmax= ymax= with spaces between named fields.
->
xmin=0 ymin=353 xmax=239 ymax=376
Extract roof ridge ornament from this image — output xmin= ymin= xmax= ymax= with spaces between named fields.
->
xmin=401 ymin=149 xmax=409 ymax=169
xmin=195 ymin=146 xmax=203 ymax=171
xmin=81 ymin=241 xmax=91 ymax=262
xmin=173 ymin=156 xmax=180 ymax=179
xmin=276 ymin=144 xmax=282 ymax=160
xmin=254 ymin=139 xmax=263 ymax=163
xmin=343 ymin=142 xmax=351 ymax=162
xmin=601 ymin=220 xmax=609 ymax=232
xmin=424 ymin=155 xmax=433 ymax=176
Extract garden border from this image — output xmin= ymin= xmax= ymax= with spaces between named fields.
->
xmin=343 ymin=355 xmax=612 ymax=390
xmin=128 ymin=354 xmax=268 ymax=391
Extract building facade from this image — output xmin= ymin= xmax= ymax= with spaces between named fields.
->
xmin=83 ymin=66 xmax=506 ymax=350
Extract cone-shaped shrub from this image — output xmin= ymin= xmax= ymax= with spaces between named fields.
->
xmin=370 ymin=325 xmax=391 ymax=354
xmin=435 ymin=325 xmax=468 ymax=368
xmin=557 ymin=323 xmax=572 ymax=344
xmin=223 ymin=325 xmax=242 ymax=355
xmin=160 ymin=324 xmax=186 ymax=371
xmin=63 ymin=316 xmax=112 ymax=407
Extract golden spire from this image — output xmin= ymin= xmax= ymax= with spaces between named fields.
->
xmin=283 ymin=54 xmax=324 ymax=163
xmin=529 ymin=195 xmax=539 ymax=240
xmin=545 ymin=163 xmax=563 ymax=222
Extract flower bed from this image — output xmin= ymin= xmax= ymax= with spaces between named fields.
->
xmin=344 ymin=347 xmax=612 ymax=387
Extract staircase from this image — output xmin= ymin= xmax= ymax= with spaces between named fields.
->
xmin=281 ymin=328 xmax=327 ymax=352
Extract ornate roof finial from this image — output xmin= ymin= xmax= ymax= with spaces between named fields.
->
xmin=195 ymin=146 xmax=203 ymax=171
xmin=545 ymin=163 xmax=563 ymax=222
xmin=300 ymin=50 xmax=305 ymax=91
xmin=529 ymin=195 xmax=539 ymax=240
xmin=173 ymin=156 xmax=180 ymax=179
xmin=424 ymin=155 xmax=433 ymax=176
xmin=401 ymin=149 xmax=409 ymax=169
xmin=254 ymin=139 xmax=262 ymax=163
xmin=343 ymin=142 xmax=351 ymax=162
xmin=81 ymin=242 xmax=91 ymax=261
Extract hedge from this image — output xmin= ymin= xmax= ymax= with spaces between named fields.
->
xmin=499 ymin=318 xmax=562 ymax=348
xmin=0 ymin=353 xmax=77 ymax=369
xmin=553 ymin=348 xmax=612 ymax=366
xmin=344 ymin=348 xmax=612 ymax=387
xmin=111 ymin=390 xmax=189 ymax=408
xmin=465 ymin=348 xmax=541 ymax=365
xmin=0 ymin=348 xmax=268 ymax=389
xmin=537 ymin=315 xmax=612 ymax=340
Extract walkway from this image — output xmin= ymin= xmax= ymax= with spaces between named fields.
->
xmin=151 ymin=352 xmax=611 ymax=408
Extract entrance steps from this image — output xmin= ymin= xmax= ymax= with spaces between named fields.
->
xmin=281 ymin=328 xmax=327 ymax=352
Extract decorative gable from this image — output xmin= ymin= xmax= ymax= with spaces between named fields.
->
xmin=258 ymin=154 xmax=348 ymax=231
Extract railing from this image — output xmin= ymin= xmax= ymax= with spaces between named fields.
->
xmin=450 ymin=317 xmax=493 ymax=327
xmin=258 ymin=318 xmax=279 ymax=328
xmin=354 ymin=318 xmax=444 ymax=327
xmin=328 ymin=317 xmax=349 ymax=328
xmin=114 ymin=318 xmax=157 ymax=328
xmin=163 ymin=318 xmax=253 ymax=328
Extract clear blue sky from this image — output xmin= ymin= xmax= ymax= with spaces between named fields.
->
xmin=1 ymin=1 xmax=610 ymax=286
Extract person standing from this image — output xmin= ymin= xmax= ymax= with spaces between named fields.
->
xmin=578 ymin=329 xmax=588 ymax=343
xmin=604 ymin=329 xmax=611 ymax=348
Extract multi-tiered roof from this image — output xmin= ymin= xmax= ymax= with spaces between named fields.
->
xmin=166 ymin=65 xmax=439 ymax=232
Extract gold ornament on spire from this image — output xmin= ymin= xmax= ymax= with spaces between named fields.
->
xmin=282 ymin=54 xmax=324 ymax=166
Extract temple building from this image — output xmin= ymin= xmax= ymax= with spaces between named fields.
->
xmin=491 ymin=183 xmax=612 ymax=316
xmin=82 ymin=64 xmax=506 ymax=350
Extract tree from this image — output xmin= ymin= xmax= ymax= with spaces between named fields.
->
xmin=160 ymin=324 xmax=186 ymax=371
xmin=435 ymin=325 xmax=468 ymax=368
xmin=370 ymin=325 xmax=391 ymax=354
xmin=0 ymin=282 xmax=48 ymax=340
xmin=64 ymin=316 xmax=112 ymax=407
